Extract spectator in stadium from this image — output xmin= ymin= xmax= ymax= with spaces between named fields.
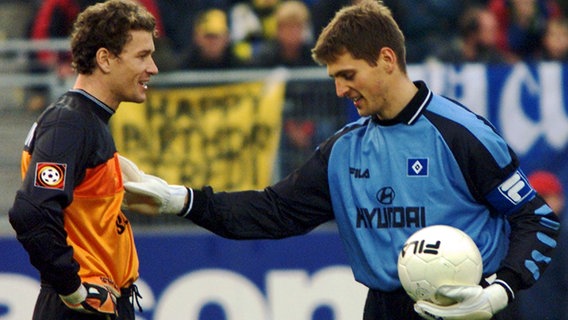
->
xmin=252 ymin=0 xmax=316 ymax=67
xmin=9 ymin=1 xmax=158 ymax=319
xmin=156 ymin=0 xmax=232 ymax=54
xmin=516 ymin=170 xmax=567 ymax=319
xmin=252 ymin=1 xmax=319 ymax=176
xmin=120 ymin=1 xmax=560 ymax=319
xmin=178 ymin=8 xmax=247 ymax=70
xmin=430 ymin=5 xmax=509 ymax=64
xmin=229 ymin=0 xmax=281 ymax=63
xmin=540 ymin=16 xmax=568 ymax=60
xmin=488 ymin=0 xmax=563 ymax=61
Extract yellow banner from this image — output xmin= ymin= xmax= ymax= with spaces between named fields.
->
xmin=112 ymin=80 xmax=286 ymax=191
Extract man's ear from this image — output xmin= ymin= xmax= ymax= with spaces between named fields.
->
xmin=379 ymin=47 xmax=397 ymax=73
xmin=96 ymin=48 xmax=112 ymax=73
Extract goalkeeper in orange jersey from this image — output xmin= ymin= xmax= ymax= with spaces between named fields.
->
xmin=8 ymin=0 xmax=159 ymax=319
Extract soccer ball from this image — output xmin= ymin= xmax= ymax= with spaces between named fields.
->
xmin=397 ymin=225 xmax=483 ymax=306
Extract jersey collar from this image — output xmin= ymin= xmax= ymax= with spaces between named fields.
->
xmin=70 ymin=89 xmax=115 ymax=123
xmin=372 ymin=80 xmax=432 ymax=126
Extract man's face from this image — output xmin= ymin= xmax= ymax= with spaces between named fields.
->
xmin=327 ymin=51 xmax=388 ymax=118
xmin=277 ymin=21 xmax=305 ymax=49
xmin=195 ymin=32 xmax=230 ymax=61
xmin=477 ymin=11 xmax=498 ymax=47
xmin=108 ymin=30 xmax=158 ymax=105
xmin=544 ymin=22 xmax=568 ymax=60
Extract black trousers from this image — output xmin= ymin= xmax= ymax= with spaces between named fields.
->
xmin=32 ymin=284 xmax=139 ymax=320
xmin=363 ymin=288 xmax=423 ymax=320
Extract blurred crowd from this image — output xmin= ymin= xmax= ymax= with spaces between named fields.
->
xmin=3 ymin=0 xmax=567 ymax=71
xmin=2 ymin=0 xmax=567 ymax=178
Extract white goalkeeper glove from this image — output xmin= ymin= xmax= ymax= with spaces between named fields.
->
xmin=60 ymin=277 xmax=120 ymax=317
xmin=414 ymin=283 xmax=509 ymax=320
xmin=119 ymin=155 xmax=190 ymax=216
xmin=119 ymin=155 xmax=144 ymax=183
xmin=122 ymin=174 xmax=189 ymax=215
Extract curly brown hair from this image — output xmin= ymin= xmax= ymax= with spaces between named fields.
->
xmin=70 ymin=0 xmax=157 ymax=74
xmin=311 ymin=0 xmax=407 ymax=73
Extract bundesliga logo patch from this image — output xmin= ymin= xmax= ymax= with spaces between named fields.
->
xmin=35 ymin=162 xmax=66 ymax=190
xmin=407 ymin=158 xmax=428 ymax=177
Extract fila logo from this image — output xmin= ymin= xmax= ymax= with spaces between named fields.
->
xmin=499 ymin=171 xmax=532 ymax=204
xmin=401 ymin=239 xmax=441 ymax=257
xmin=349 ymin=167 xmax=370 ymax=179
xmin=407 ymin=158 xmax=428 ymax=177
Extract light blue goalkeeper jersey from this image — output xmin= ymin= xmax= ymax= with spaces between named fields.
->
xmin=329 ymin=84 xmax=520 ymax=290
xmin=189 ymin=81 xmax=559 ymax=293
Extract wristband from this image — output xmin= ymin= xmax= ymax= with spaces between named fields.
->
xmin=493 ymin=279 xmax=515 ymax=301
xmin=178 ymin=187 xmax=194 ymax=217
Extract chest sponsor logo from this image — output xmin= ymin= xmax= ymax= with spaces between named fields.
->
xmin=35 ymin=162 xmax=66 ymax=190
xmin=355 ymin=186 xmax=426 ymax=229
xmin=376 ymin=187 xmax=395 ymax=205
xmin=407 ymin=158 xmax=428 ymax=177
xmin=356 ymin=207 xmax=426 ymax=229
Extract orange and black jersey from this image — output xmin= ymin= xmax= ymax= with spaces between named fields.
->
xmin=9 ymin=89 xmax=139 ymax=296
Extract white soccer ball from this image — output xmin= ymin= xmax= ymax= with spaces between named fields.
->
xmin=397 ymin=225 xmax=483 ymax=305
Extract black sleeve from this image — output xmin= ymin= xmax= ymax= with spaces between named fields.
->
xmin=9 ymin=192 xmax=81 ymax=294
xmin=497 ymin=194 xmax=560 ymax=295
xmin=8 ymin=107 xmax=89 ymax=295
xmin=187 ymin=142 xmax=335 ymax=239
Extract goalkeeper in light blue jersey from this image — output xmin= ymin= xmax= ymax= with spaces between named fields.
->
xmin=119 ymin=1 xmax=560 ymax=319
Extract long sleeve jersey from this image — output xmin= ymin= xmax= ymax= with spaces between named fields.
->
xmin=186 ymin=81 xmax=559 ymax=294
xmin=8 ymin=90 xmax=139 ymax=295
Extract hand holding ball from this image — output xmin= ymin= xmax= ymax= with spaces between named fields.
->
xmin=397 ymin=225 xmax=483 ymax=306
